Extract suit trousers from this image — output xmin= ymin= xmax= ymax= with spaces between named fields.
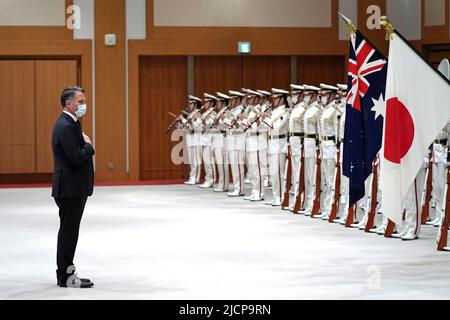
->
xmin=55 ymin=197 xmax=87 ymax=278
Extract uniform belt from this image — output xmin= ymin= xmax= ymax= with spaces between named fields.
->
xmin=269 ymin=134 xmax=287 ymax=140
xmin=249 ymin=132 xmax=263 ymax=137
xmin=229 ymin=130 xmax=244 ymax=135
xmin=289 ymin=132 xmax=304 ymax=137
xmin=304 ymin=134 xmax=317 ymax=139
xmin=321 ymin=135 xmax=336 ymax=142
xmin=435 ymin=139 xmax=448 ymax=145
xmin=211 ymin=131 xmax=226 ymax=135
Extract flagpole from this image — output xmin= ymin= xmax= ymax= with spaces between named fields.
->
xmin=380 ymin=16 xmax=450 ymax=86
xmin=337 ymin=12 xmax=388 ymax=60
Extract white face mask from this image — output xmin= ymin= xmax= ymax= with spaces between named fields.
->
xmin=292 ymin=95 xmax=299 ymax=104
xmin=321 ymin=96 xmax=328 ymax=105
xmin=287 ymin=96 xmax=293 ymax=107
xmin=75 ymin=104 xmax=87 ymax=118
xmin=303 ymin=95 xmax=311 ymax=103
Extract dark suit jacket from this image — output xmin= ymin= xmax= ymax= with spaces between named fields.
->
xmin=51 ymin=112 xmax=95 ymax=198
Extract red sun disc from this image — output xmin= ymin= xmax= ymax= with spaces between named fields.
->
xmin=384 ymin=97 xmax=415 ymax=164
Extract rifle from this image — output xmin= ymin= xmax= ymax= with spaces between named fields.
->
xmin=437 ymin=167 xmax=450 ymax=250
xmin=282 ymin=146 xmax=292 ymax=209
xmin=292 ymin=145 xmax=305 ymax=214
xmin=364 ymin=160 xmax=379 ymax=232
xmin=421 ymin=155 xmax=433 ymax=224
xmin=164 ymin=117 xmax=181 ymax=134
xmin=345 ymin=204 xmax=356 ymax=227
xmin=328 ymin=143 xmax=341 ymax=222
xmin=311 ymin=148 xmax=322 ymax=218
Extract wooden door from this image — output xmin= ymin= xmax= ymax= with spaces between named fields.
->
xmin=242 ymin=56 xmax=291 ymax=91
xmin=139 ymin=56 xmax=188 ymax=180
xmin=0 ymin=61 xmax=36 ymax=174
xmin=297 ymin=56 xmax=346 ymax=87
xmin=194 ymin=56 xmax=243 ymax=97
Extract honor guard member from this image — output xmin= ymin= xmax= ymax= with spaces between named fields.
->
xmin=241 ymin=89 xmax=252 ymax=185
xmin=258 ymin=90 xmax=273 ymax=189
xmin=189 ymin=96 xmax=204 ymax=185
xmin=209 ymin=92 xmax=230 ymax=192
xmin=181 ymin=95 xmax=203 ymax=185
xmin=299 ymin=85 xmax=321 ymax=215
xmin=333 ymin=84 xmax=350 ymax=222
xmin=284 ymin=84 xmax=306 ymax=210
xmin=391 ymin=153 xmax=428 ymax=240
xmin=262 ymin=88 xmax=290 ymax=206
xmin=314 ymin=84 xmax=339 ymax=220
xmin=242 ymin=89 xmax=267 ymax=202
xmin=198 ymin=93 xmax=217 ymax=188
xmin=427 ymin=121 xmax=450 ymax=226
xmin=224 ymin=90 xmax=247 ymax=197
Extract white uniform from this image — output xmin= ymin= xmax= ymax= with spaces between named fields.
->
xmin=243 ymin=104 xmax=252 ymax=184
xmin=393 ymin=156 xmax=428 ymax=240
xmin=225 ymin=105 xmax=246 ymax=196
xmin=301 ymin=101 xmax=320 ymax=214
xmin=190 ymin=112 xmax=203 ymax=184
xmin=199 ymin=109 xmax=216 ymax=188
xmin=287 ymin=101 xmax=306 ymax=209
xmin=429 ymin=122 xmax=450 ymax=225
xmin=210 ymin=107 xmax=230 ymax=192
xmin=336 ymin=99 xmax=349 ymax=222
xmin=263 ymin=105 xmax=289 ymax=206
xmin=244 ymin=104 xmax=268 ymax=200
xmin=316 ymin=102 xmax=339 ymax=219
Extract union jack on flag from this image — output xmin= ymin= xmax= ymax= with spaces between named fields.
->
xmin=343 ymin=31 xmax=388 ymax=206
xmin=347 ymin=35 xmax=387 ymax=111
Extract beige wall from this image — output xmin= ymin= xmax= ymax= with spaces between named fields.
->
xmin=0 ymin=0 xmax=66 ymax=26
xmin=153 ymin=0 xmax=332 ymax=27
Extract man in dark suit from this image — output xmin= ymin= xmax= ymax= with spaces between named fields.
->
xmin=52 ymin=86 xmax=95 ymax=288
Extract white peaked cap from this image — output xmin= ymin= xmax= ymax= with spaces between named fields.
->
xmin=337 ymin=84 xmax=348 ymax=91
xmin=320 ymin=83 xmax=339 ymax=91
xmin=257 ymin=90 xmax=271 ymax=96
xmin=228 ymin=90 xmax=246 ymax=97
xmin=216 ymin=92 xmax=230 ymax=100
xmin=303 ymin=85 xmax=320 ymax=92
xmin=290 ymin=84 xmax=305 ymax=91
xmin=271 ymin=88 xmax=290 ymax=95
xmin=246 ymin=89 xmax=263 ymax=97
xmin=189 ymin=95 xmax=202 ymax=102
xmin=204 ymin=93 xmax=218 ymax=100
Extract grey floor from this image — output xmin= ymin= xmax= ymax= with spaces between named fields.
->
xmin=0 ymin=183 xmax=449 ymax=300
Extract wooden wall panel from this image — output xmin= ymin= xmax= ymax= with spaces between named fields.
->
xmin=35 ymin=60 xmax=78 ymax=173
xmin=194 ymin=56 xmax=243 ymax=96
xmin=0 ymin=0 xmax=73 ymax=41
xmin=143 ymin=0 xmax=347 ymax=56
xmin=297 ymin=56 xmax=346 ymax=87
xmin=95 ymin=0 xmax=127 ymax=181
xmin=0 ymin=61 xmax=35 ymax=173
xmin=139 ymin=56 xmax=188 ymax=180
xmin=242 ymin=56 xmax=291 ymax=91
xmin=358 ymin=0 xmax=388 ymax=55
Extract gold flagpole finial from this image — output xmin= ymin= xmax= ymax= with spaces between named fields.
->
xmin=338 ymin=12 xmax=357 ymax=37
xmin=380 ymin=15 xmax=394 ymax=40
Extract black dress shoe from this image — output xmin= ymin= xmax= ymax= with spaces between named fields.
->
xmin=57 ymin=265 xmax=94 ymax=288
xmin=58 ymin=276 xmax=94 ymax=288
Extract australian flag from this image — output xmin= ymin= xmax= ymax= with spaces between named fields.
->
xmin=343 ymin=31 xmax=388 ymax=206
